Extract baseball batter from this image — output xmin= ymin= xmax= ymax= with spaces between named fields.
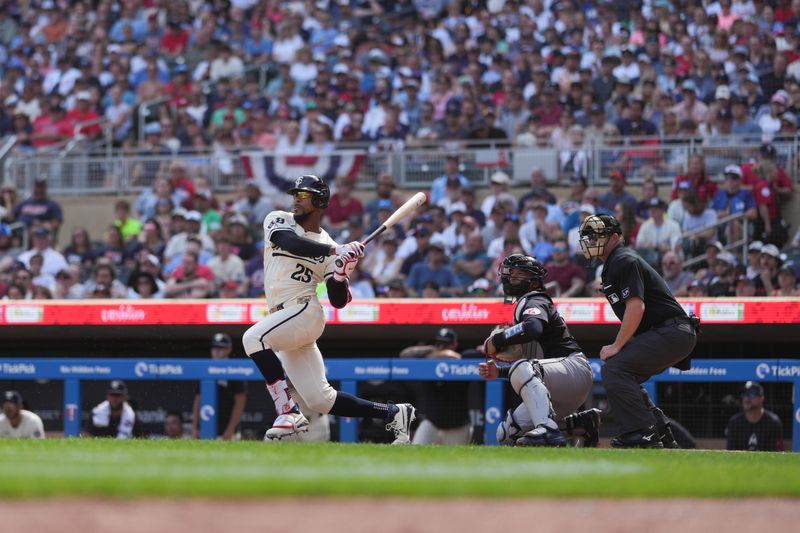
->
xmin=479 ymin=254 xmax=600 ymax=447
xmin=242 ymin=175 xmax=415 ymax=443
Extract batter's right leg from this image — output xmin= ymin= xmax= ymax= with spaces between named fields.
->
xmin=279 ymin=342 xmax=416 ymax=445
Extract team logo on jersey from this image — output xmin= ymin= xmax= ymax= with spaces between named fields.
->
xmin=608 ymin=293 xmax=620 ymax=304
xmin=523 ymin=307 xmax=542 ymax=316
xmin=622 ymin=288 xmax=630 ymax=298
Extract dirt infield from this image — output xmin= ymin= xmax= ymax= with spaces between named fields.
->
xmin=1 ymin=499 xmax=796 ymax=533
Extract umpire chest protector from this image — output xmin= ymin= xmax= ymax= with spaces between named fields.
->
xmin=601 ymin=246 xmax=688 ymax=335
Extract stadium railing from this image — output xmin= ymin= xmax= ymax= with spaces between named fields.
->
xmin=3 ymin=135 xmax=798 ymax=196
xmin=1 ymin=357 xmax=797 ymax=450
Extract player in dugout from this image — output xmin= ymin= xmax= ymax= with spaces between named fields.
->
xmin=241 ymin=175 xmax=415 ymax=443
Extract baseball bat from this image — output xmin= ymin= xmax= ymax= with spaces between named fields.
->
xmin=362 ymin=191 xmax=427 ymax=245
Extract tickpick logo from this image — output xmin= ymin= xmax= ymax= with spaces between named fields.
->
xmin=134 ymin=362 xmax=148 ymax=377
xmin=756 ymin=363 xmax=771 ymax=379
xmin=200 ymin=405 xmax=215 ymax=421
xmin=435 ymin=362 xmax=449 ymax=378
xmin=485 ymin=407 xmax=501 ymax=424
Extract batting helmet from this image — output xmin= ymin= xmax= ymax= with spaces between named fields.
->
xmin=578 ymin=214 xmax=622 ymax=259
xmin=288 ymin=174 xmax=330 ymax=208
xmin=499 ymin=254 xmax=547 ymax=298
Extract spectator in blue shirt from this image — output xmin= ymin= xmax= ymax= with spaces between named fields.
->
xmin=406 ymin=242 xmax=458 ymax=296
xmin=711 ymin=165 xmax=758 ymax=245
xmin=451 ymin=233 xmax=491 ymax=290
xmin=598 ymin=169 xmax=637 ymax=212
xmin=14 ymin=177 xmax=63 ymax=235
xmin=430 ymin=155 xmax=470 ymax=205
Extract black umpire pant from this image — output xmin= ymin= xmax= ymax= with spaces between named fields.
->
xmin=601 ymin=319 xmax=697 ymax=434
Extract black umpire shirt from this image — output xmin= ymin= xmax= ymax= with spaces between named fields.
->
xmin=512 ymin=291 xmax=583 ymax=359
xmin=601 ymin=246 xmax=687 ymax=336
xmin=725 ymin=410 xmax=783 ymax=451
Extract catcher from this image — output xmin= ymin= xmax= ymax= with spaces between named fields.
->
xmin=479 ymin=254 xmax=600 ymax=447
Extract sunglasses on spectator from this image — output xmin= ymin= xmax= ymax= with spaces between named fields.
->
xmin=293 ymin=191 xmax=313 ymax=200
xmin=553 ymin=246 xmax=568 ymax=252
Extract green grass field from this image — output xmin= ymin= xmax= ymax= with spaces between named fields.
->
xmin=1 ymin=439 xmax=799 ymax=498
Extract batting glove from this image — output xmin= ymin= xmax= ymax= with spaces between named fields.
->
xmin=333 ymin=254 xmax=359 ymax=282
xmin=334 ymin=241 xmax=365 ymax=259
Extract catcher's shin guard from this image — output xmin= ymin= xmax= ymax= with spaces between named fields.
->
xmin=641 ymin=388 xmax=679 ymax=449
xmin=509 ymin=359 xmax=558 ymax=431
xmin=563 ymin=408 xmax=602 ymax=448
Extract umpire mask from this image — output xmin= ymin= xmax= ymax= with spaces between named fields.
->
xmin=499 ymin=254 xmax=547 ymax=301
xmin=578 ymin=214 xmax=622 ymax=260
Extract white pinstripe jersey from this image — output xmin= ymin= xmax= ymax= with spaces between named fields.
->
xmin=262 ymin=211 xmax=338 ymax=308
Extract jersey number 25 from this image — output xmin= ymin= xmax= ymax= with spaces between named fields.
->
xmin=290 ymin=263 xmax=314 ymax=283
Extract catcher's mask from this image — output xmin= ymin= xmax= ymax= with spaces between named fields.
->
xmin=578 ymin=214 xmax=622 ymax=260
xmin=499 ymin=254 xmax=547 ymax=300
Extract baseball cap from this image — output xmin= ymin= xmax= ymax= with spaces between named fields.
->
xmin=468 ymin=278 xmax=491 ymax=295
xmin=211 ymin=332 xmax=232 ymax=347
xmin=648 ymin=197 xmax=667 ymax=209
xmin=761 ymin=244 xmax=780 ymax=257
xmin=75 ymin=91 xmax=91 ymax=101
xmin=427 ymin=241 xmax=446 ymax=252
xmin=490 ymin=171 xmax=511 ymax=185
xmin=681 ymin=79 xmax=698 ymax=92
xmin=108 ymin=380 xmax=127 ymax=395
xmin=2 ymin=390 xmax=22 ymax=405
xmin=742 ymin=381 xmax=764 ymax=397
xmin=781 ymin=112 xmax=798 ymax=126
xmin=609 ymin=169 xmax=626 ymax=182
xmin=172 ymin=207 xmax=188 ymax=219
xmin=414 ymin=225 xmax=431 ymax=237
xmin=579 ymin=203 xmax=596 ymax=214
xmin=716 ymin=251 xmax=737 ymax=265
xmin=715 ymin=85 xmax=731 ymax=100
xmin=185 ymin=210 xmax=202 ymax=222
xmin=144 ymin=122 xmax=161 ymax=135
xmin=748 ymin=240 xmax=764 ymax=253
xmin=143 ymin=254 xmax=161 ymax=268
xmin=724 ymin=164 xmax=742 ymax=177
xmin=706 ymin=240 xmax=723 ymax=252
xmin=447 ymin=201 xmax=467 ymax=215
xmin=771 ymin=92 xmax=788 ymax=106
xmin=677 ymin=181 xmax=692 ymax=190
xmin=434 ymin=327 xmax=458 ymax=345
xmin=778 ymin=261 xmax=797 ymax=275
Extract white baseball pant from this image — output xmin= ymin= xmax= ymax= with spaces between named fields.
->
xmin=242 ymin=298 xmax=338 ymax=414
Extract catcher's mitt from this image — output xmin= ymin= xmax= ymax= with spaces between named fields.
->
xmin=486 ymin=325 xmax=526 ymax=363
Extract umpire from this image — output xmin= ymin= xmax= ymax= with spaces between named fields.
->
xmin=578 ymin=214 xmax=698 ymax=448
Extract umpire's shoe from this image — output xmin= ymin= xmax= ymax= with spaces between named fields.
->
xmin=265 ymin=412 xmax=310 ymax=441
xmin=517 ymin=425 xmax=567 ymax=447
xmin=610 ymin=426 xmax=664 ymax=449
xmin=386 ymin=403 xmax=416 ymax=445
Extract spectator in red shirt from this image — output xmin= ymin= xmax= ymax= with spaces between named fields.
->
xmin=671 ymin=154 xmax=718 ymax=203
xmin=740 ymin=144 xmax=793 ymax=191
xmin=531 ymin=85 xmax=563 ymax=131
xmin=545 ymin=239 xmax=587 ymax=297
xmin=165 ymin=251 xmax=214 ymax=298
xmin=164 ymin=65 xmax=193 ymax=107
xmin=32 ymin=104 xmax=73 ymax=148
xmin=324 ymin=179 xmax=363 ymax=233
xmin=752 ymin=156 xmax=794 ymax=245
xmin=65 ymin=92 xmax=101 ymax=140
xmin=161 ymin=20 xmax=189 ymax=57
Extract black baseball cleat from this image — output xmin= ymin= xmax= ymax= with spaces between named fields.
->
xmin=563 ymin=408 xmax=602 ymax=448
xmin=610 ymin=427 xmax=664 ymax=449
xmin=516 ymin=425 xmax=567 ymax=447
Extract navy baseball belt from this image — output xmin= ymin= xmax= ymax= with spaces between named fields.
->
xmin=269 ymin=295 xmax=313 ymax=314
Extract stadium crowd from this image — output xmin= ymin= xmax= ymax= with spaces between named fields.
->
xmin=0 ymin=0 xmax=800 ymax=299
